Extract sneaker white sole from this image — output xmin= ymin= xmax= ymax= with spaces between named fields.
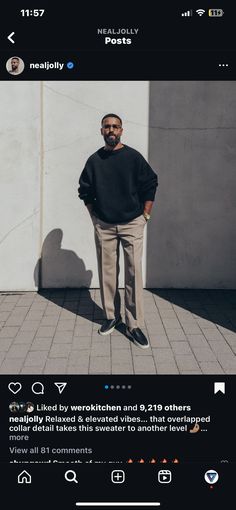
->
xmin=98 ymin=319 xmax=122 ymax=336
xmin=98 ymin=325 xmax=116 ymax=336
xmin=126 ymin=329 xmax=150 ymax=349
xmin=133 ymin=338 xmax=150 ymax=349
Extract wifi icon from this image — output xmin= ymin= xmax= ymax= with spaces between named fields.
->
xmin=196 ymin=9 xmax=205 ymax=16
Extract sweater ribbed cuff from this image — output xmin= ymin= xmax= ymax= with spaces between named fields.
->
xmin=142 ymin=192 xmax=156 ymax=202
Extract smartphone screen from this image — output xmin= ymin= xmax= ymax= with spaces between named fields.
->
xmin=0 ymin=3 xmax=235 ymax=509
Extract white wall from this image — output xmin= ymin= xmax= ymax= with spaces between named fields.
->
xmin=2 ymin=81 xmax=235 ymax=291
xmin=0 ymin=82 xmax=41 ymax=291
xmin=0 ymin=81 xmax=149 ymax=290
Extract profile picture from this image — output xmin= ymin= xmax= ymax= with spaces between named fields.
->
xmin=9 ymin=402 xmax=20 ymax=413
xmin=26 ymin=402 xmax=34 ymax=413
xmin=6 ymin=56 xmax=25 ymax=76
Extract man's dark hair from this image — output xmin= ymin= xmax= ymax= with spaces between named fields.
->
xmin=11 ymin=57 xmax=19 ymax=61
xmin=101 ymin=113 xmax=122 ymax=125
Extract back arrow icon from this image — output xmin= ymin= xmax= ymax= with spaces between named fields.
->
xmin=8 ymin=32 xmax=15 ymax=44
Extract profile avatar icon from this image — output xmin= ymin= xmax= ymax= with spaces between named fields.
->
xmin=9 ymin=401 xmax=20 ymax=413
xmin=26 ymin=402 xmax=34 ymax=413
xmin=6 ymin=56 xmax=25 ymax=76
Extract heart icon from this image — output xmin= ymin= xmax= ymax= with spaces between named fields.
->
xmin=8 ymin=382 xmax=22 ymax=394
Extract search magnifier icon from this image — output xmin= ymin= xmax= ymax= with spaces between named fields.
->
xmin=65 ymin=470 xmax=78 ymax=483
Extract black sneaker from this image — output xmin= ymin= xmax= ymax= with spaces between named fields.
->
xmin=126 ymin=327 xmax=150 ymax=349
xmin=98 ymin=317 xmax=122 ymax=336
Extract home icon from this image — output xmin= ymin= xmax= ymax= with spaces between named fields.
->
xmin=18 ymin=470 xmax=31 ymax=484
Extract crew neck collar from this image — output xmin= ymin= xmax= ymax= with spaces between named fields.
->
xmin=103 ymin=144 xmax=126 ymax=154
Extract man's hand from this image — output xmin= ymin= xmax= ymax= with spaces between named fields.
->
xmin=143 ymin=200 xmax=153 ymax=216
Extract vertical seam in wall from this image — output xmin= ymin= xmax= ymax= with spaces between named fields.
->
xmin=38 ymin=80 xmax=44 ymax=289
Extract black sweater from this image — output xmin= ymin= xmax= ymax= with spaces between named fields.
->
xmin=78 ymin=145 xmax=158 ymax=223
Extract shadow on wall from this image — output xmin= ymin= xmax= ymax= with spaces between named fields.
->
xmin=143 ymin=81 xmax=236 ymax=335
xmin=146 ymin=81 xmax=236 ymax=289
xmin=34 ymin=229 xmax=104 ymax=321
xmin=34 ymin=229 xmax=93 ymax=289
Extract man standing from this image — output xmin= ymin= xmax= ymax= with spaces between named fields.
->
xmin=78 ymin=114 xmax=158 ymax=348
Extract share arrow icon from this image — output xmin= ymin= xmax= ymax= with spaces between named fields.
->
xmin=54 ymin=382 xmax=67 ymax=394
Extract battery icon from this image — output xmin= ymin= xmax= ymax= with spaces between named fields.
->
xmin=208 ymin=9 xmax=224 ymax=17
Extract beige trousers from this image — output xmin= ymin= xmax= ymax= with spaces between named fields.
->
xmin=93 ymin=214 xmax=146 ymax=329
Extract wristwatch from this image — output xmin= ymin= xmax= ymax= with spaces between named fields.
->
xmin=143 ymin=212 xmax=151 ymax=221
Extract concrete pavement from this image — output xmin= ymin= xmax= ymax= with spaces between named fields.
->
xmin=0 ymin=289 xmax=235 ymax=374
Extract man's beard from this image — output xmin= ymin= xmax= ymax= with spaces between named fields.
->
xmin=104 ymin=134 xmax=120 ymax=147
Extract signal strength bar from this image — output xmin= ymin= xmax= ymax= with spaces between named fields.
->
xmin=181 ymin=10 xmax=193 ymax=17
